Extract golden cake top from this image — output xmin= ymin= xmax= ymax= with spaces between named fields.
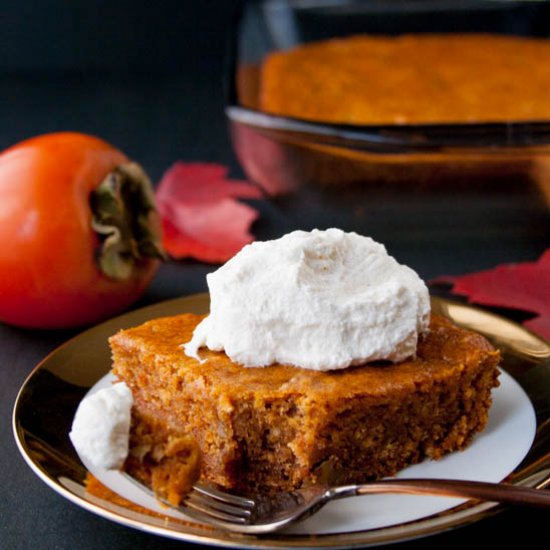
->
xmin=260 ymin=33 xmax=550 ymax=124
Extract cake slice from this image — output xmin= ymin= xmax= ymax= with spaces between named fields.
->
xmin=111 ymin=313 xmax=499 ymax=495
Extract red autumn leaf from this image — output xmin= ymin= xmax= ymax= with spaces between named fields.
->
xmin=156 ymin=162 xmax=262 ymax=263
xmin=160 ymin=199 xmax=260 ymax=264
xmin=156 ymin=162 xmax=261 ymax=204
xmin=436 ymin=250 xmax=550 ymax=340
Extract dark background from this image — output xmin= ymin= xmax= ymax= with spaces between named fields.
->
xmin=0 ymin=1 xmax=239 ymax=176
xmin=1 ymin=1 xmax=547 ymax=548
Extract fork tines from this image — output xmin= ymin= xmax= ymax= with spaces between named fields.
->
xmin=122 ymin=473 xmax=257 ymax=526
xmin=182 ymin=483 xmax=255 ymax=524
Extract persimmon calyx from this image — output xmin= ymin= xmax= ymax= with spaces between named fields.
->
xmin=91 ymin=162 xmax=166 ymax=281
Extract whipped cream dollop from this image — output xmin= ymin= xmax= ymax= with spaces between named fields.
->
xmin=184 ymin=228 xmax=430 ymax=371
xmin=69 ymin=381 xmax=133 ymax=470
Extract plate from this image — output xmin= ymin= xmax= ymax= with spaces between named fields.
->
xmin=13 ymin=294 xmax=550 ymax=548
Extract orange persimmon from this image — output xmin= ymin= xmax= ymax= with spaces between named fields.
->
xmin=0 ymin=132 xmax=164 ymax=328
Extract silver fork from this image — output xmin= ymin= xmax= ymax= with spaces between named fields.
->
xmin=123 ymin=475 xmax=550 ymax=534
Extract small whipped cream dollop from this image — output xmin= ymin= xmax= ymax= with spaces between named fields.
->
xmin=184 ymin=228 xmax=430 ymax=371
xmin=69 ymin=382 xmax=133 ymax=470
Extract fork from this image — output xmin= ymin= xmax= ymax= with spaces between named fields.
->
xmin=123 ymin=475 xmax=550 ymax=534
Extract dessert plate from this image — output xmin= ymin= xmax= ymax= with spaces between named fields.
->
xmin=13 ymin=294 xmax=550 ymax=548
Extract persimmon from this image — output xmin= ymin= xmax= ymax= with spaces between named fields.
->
xmin=0 ymin=132 xmax=164 ymax=328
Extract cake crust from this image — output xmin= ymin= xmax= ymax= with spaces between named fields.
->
xmin=111 ymin=313 xmax=500 ymax=494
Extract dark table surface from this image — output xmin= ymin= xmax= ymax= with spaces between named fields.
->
xmin=1 ymin=2 xmax=548 ymax=548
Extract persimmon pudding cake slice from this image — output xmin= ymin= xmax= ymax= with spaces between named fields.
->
xmin=73 ymin=229 xmax=500 ymax=503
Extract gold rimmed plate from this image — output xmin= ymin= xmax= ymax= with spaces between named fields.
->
xmin=12 ymin=294 xmax=550 ymax=548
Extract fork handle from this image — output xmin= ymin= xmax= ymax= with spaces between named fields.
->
xmin=330 ymin=478 xmax=550 ymax=508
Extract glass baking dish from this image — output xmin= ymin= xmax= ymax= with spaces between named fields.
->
xmin=225 ymin=0 xmax=550 ymax=276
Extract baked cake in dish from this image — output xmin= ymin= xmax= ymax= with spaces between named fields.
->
xmin=260 ymin=34 xmax=550 ymax=125
xmin=111 ymin=312 xmax=500 ymax=496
